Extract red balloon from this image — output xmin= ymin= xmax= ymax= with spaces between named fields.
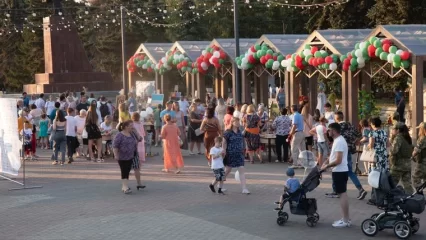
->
xmin=343 ymin=65 xmax=349 ymax=71
xmin=212 ymin=57 xmax=219 ymax=64
xmin=205 ymin=52 xmax=213 ymax=59
xmin=317 ymin=58 xmax=325 ymax=65
xmin=286 ymin=54 xmax=292 ymax=60
xmin=197 ymin=57 xmax=203 ymax=64
xmin=295 ymin=55 xmax=302 ymax=62
xmin=325 ymin=56 xmax=333 ymax=64
xmin=368 ymin=45 xmax=376 ymax=53
xmin=265 ymin=54 xmax=273 ymax=60
xmin=343 ymin=59 xmax=350 ymax=66
xmin=311 ymin=46 xmax=318 ymax=54
xmin=250 ymin=46 xmax=256 ymax=53
xmin=248 ymin=54 xmax=256 ymax=64
xmin=383 ymin=43 xmax=391 ymax=53
xmin=382 ymin=39 xmax=392 ymax=46
xmin=401 ymin=51 xmax=410 ymax=60
xmin=182 ymin=61 xmax=188 ymax=67
xmin=219 ymin=51 xmax=226 ymax=59
xmin=214 ymin=63 xmax=220 ymax=69
xmin=368 ymin=51 xmax=375 ymax=58
xmin=147 ymin=68 xmax=153 ymax=73
xmin=273 ymin=56 xmax=277 ymax=61
xmin=260 ymin=56 xmax=267 ymax=64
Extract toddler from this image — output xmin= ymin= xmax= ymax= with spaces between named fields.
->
xmin=208 ymin=136 xmax=226 ymax=195
xmin=21 ymin=121 xmax=34 ymax=160
xmin=39 ymin=114 xmax=50 ymax=149
xmin=275 ymin=168 xmax=300 ymax=210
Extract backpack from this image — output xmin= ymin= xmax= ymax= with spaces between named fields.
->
xmin=100 ymin=102 xmax=110 ymax=118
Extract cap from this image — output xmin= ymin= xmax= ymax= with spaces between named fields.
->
xmin=286 ymin=168 xmax=295 ymax=177
xmin=416 ymin=122 xmax=426 ymax=129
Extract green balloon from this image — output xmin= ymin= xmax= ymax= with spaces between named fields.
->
xmin=362 ymin=48 xmax=369 ymax=58
xmin=389 ymin=46 xmax=397 ymax=54
xmin=393 ymin=61 xmax=401 ymax=68
xmin=254 ymin=44 xmax=261 ymax=51
xmin=256 ymin=50 xmax=262 ymax=57
xmin=346 ymin=52 xmax=351 ymax=58
xmin=314 ymin=51 xmax=322 ymax=58
xmin=136 ymin=61 xmax=143 ymax=67
xmin=355 ymin=43 xmax=360 ymax=49
xmin=302 ymin=60 xmax=308 ymax=65
xmin=207 ymin=47 xmax=213 ymax=53
xmin=332 ymin=54 xmax=339 ymax=63
xmin=350 ymin=65 xmax=357 ymax=72
xmin=266 ymin=59 xmax=274 ymax=68
xmin=321 ymin=52 xmax=328 ymax=58
xmin=373 ymin=40 xmax=382 ymax=48
xmin=247 ymin=63 xmax=253 ymax=69
xmin=277 ymin=55 xmax=284 ymax=62
xmin=350 ymin=58 xmax=358 ymax=66
xmin=375 ymin=47 xmax=383 ymax=57
xmin=351 ymin=50 xmax=356 ymax=57
xmin=393 ymin=54 xmax=401 ymax=63
xmin=299 ymin=51 xmax=305 ymax=58
xmin=305 ymin=55 xmax=312 ymax=62
xmin=293 ymin=66 xmax=299 ymax=72
xmin=324 ymin=63 xmax=329 ymax=69
xmin=254 ymin=52 xmax=260 ymax=59
xmin=380 ymin=52 xmax=388 ymax=61
xmin=292 ymin=54 xmax=297 ymax=60
xmin=291 ymin=61 xmax=296 ymax=67
xmin=340 ymin=55 xmax=347 ymax=62
xmin=401 ymin=60 xmax=410 ymax=68
xmin=261 ymin=45 xmax=268 ymax=51
xmin=219 ymin=59 xmax=225 ymax=64
xmin=369 ymin=37 xmax=377 ymax=44
xmin=260 ymin=50 xmax=267 ymax=56
xmin=304 ymin=44 xmax=311 ymax=50
xmin=266 ymin=49 xmax=274 ymax=55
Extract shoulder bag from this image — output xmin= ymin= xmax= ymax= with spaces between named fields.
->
xmin=368 ymin=168 xmax=381 ymax=189
xmin=360 ymin=145 xmax=376 ymax=162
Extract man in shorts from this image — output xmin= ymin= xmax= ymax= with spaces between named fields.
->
xmin=321 ymin=123 xmax=350 ymax=228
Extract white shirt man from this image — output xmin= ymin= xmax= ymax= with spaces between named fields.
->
xmin=178 ymin=98 xmax=189 ymax=116
xmin=65 ymin=111 xmax=78 ymax=162
xmin=321 ymin=123 xmax=350 ymax=228
xmin=34 ymin=94 xmax=45 ymax=110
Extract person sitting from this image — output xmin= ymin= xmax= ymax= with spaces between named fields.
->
xmin=275 ymin=168 xmax=301 ymax=210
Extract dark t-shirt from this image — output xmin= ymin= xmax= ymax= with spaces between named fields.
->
xmin=76 ymin=102 xmax=90 ymax=112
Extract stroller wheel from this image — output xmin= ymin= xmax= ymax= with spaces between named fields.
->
xmin=361 ymin=218 xmax=379 ymax=237
xmin=277 ymin=216 xmax=287 ymax=226
xmin=410 ymin=219 xmax=419 ymax=234
xmin=393 ymin=221 xmax=411 ymax=239
xmin=313 ymin=212 xmax=320 ymax=221
xmin=278 ymin=212 xmax=288 ymax=221
xmin=306 ymin=217 xmax=317 ymax=227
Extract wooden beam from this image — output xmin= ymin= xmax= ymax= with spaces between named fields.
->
xmin=214 ymin=69 xmax=221 ymax=98
xmin=232 ymin=63 xmax=237 ymax=102
xmin=289 ymin=72 xmax=299 ymax=107
xmin=220 ymin=75 xmax=229 ymax=99
xmin=284 ymin=71 xmax=290 ymax=108
xmin=308 ymin=74 xmax=318 ymax=115
xmin=155 ymin=71 xmax=161 ymax=94
xmin=241 ymin=70 xmax=251 ymax=104
xmin=191 ymin=73 xmax=196 ymax=99
xmin=341 ymin=70 xmax=349 ymax=118
xmin=197 ymin=73 xmax=206 ymax=101
xmin=347 ymin=71 xmax=360 ymax=127
xmin=259 ymin=73 xmax=268 ymax=105
xmin=185 ymin=72 xmax=190 ymax=97
xmin=411 ymin=56 xmax=424 ymax=142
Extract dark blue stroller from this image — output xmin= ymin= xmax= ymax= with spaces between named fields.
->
xmin=275 ymin=167 xmax=324 ymax=227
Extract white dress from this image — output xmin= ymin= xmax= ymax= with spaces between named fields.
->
xmin=316 ymin=92 xmax=327 ymax=115
xmin=215 ymin=105 xmax=226 ymax=130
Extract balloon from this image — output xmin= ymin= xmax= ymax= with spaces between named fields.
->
xmin=219 ymin=51 xmax=226 ymax=59
xmin=325 ymin=56 xmax=333 ymax=64
xmin=401 ymin=60 xmax=410 ymax=68
xmin=304 ymin=44 xmax=311 ymax=50
xmin=281 ymin=60 xmax=287 ymax=68
xmin=343 ymin=64 xmax=349 ymax=71
xmin=260 ymin=56 xmax=267 ymax=64
xmin=401 ymin=51 xmax=410 ymax=60
xmin=350 ymin=65 xmax=357 ymax=72
xmin=201 ymin=62 xmax=208 ymax=70
xmin=357 ymin=57 xmax=365 ymax=65
xmin=380 ymin=52 xmax=388 ymax=61
xmin=393 ymin=54 xmax=401 ymax=63
xmin=265 ymin=53 xmax=273 ymax=60
xmin=359 ymin=41 xmax=367 ymax=50
xmin=254 ymin=44 xmax=261 ymax=51
xmin=383 ymin=43 xmax=391 ymax=52
xmin=266 ymin=49 xmax=274 ymax=55
xmin=314 ymin=51 xmax=322 ymax=58
xmin=369 ymin=37 xmax=378 ymax=44
xmin=358 ymin=62 xmax=365 ymax=69
xmin=373 ymin=40 xmax=382 ymax=48
xmin=295 ymin=55 xmax=302 ymax=63
xmin=375 ymin=47 xmax=383 ymax=57
xmin=277 ymin=55 xmax=284 ymax=62
xmin=272 ymin=61 xmax=280 ymax=70
xmin=329 ymin=63 xmax=338 ymax=71
xmin=355 ymin=49 xmax=363 ymax=58
xmin=389 ymin=46 xmax=397 ymax=54
xmin=317 ymin=58 xmax=325 ymax=65
xmin=396 ymin=50 xmax=403 ymax=56
xmin=350 ymin=58 xmax=358 ymax=66
xmin=213 ymin=51 xmax=220 ymax=58
xmin=311 ymin=46 xmax=318 ymax=54
xmin=355 ymin=43 xmax=360 ymax=49
xmin=387 ymin=53 xmax=395 ymax=63
xmin=248 ymin=54 xmax=256 ymax=64
xmin=303 ymin=49 xmax=311 ymax=57
xmin=393 ymin=61 xmax=401 ymax=68
xmin=368 ymin=45 xmax=376 ymax=53
xmin=266 ymin=59 xmax=274 ymax=68
xmin=260 ymin=50 xmax=267 ymax=56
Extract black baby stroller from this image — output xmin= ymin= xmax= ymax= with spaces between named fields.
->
xmin=361 ymin=181 xmax=426 ymax=239
xmin=274 ymin=167 xmax=324 ymax=227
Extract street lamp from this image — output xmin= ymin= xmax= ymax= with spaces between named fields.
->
xmin=233 ymin=0 xmax=241 ymax=102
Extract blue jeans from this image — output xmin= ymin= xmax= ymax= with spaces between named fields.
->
xmin=332 ymin=153 xmax=362 ymax=191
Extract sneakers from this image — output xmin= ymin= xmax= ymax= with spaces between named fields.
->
xmin=275 ymin=160 xmax=282 ymax=163
xmin=209 ymin=184 xmax=216 ymax=193
xmin=289 ymin=164 xmax=303 ymax=169
xmin=357 ymin=189 xmax=367 ymax=200
xmin=325 ymin=192 xmax=340 ymax=198
xmin=242 ymin=189 xmax=250 ymax=194
xmin=274 ymin=201 xmax=281 ymax=205
xmin=218 ymin=188 xmax=225 ymax=195
xmin=189 ymin=151 xmax=195 ymax=155
xmin=332 ymin=219 xmax=351 ymax=228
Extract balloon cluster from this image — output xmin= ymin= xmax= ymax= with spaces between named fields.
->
xmin=193 ymin=45 xmax=227 ymax=74
xmin=127 ymin=54 xmax=155 ymax=73
xmin=155 ymin=50 xmax=193 ymax=75
xmin=236 ymin=44 xmax=284 ymax=71
xmin=281 ymin=44 xmax=339 ymax=72
xmin=342 ymin=37 xmax=411 ymax=71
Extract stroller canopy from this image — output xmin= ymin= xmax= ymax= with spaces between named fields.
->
xmin=301 ymin=167 xmax=322 ymax=192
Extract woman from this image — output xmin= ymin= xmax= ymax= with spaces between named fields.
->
xmin=301 ymin=105 xmax=314 ymax=151
xmin=113 ymin=120 xmax=144 ymax=194
xmin=161 ymin=114 xmax=184 ymax=173
xmin=75 ymin=110 xmax=87 ymax=157
xmin=273 ymin=108 xmax=292 ymax=163
xmin=359 ymin=119 xmax=372 ymax=175
xmin=239 ymin=104 xmax=248 ymax=125
xmin=389 ymin=123 xmax=413 ymax=194
xmin=131 ymin=112 xmax=146 ymax=163
xmin=201 ymin=107 xmax=221 ymax=166
xmin=45 ymin=95 xmax=56 ymax=120
xmin=154 ymin=104 xmax=163 ymax=147
xmin=188 ymin=104 xmax=204 ymax=155
xmin=324 ymin=102 xmax=335 ymax=126
xmin=233 ymin=103 xmax=242 ymax=118
xmin=118 ymin=103 xmax=131 ymax=123
xmin=86 ymin=103 xmax=104 ymax=162
xmin=367 ymin=117 xmax=390 ymax=206
xmin=173 ymin=102 xmax=187 ymax=149
xmin=215 ymin=98 xmax=227 ymax=131
xmin=51 ymin=110 xmax=67 ymax=165
xmin=67 ymin=95 xmax=77 ymax=111
xmin=243 ymin=105 xmax=262 ymax=164
xmin=413 ymin=122 xmax=426 ymax=188
xmin=257 ymin=105 xmax=269 ymax=132
xmin=223 ymin=117 xmax=250 ymax=194
xmin=223 ymin=106 xmax=234 ymax=130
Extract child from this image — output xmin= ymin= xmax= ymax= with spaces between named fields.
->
xmin=100 ymin=115 xmax=113 ymax=155
xmin=39 ymin=114 xmax=50 ymax=149
xmin=21 ymin=121 xmax=34 ymax=160
xmin=359 ymin=119 xmax=372 ymax=175
xmin=208 ymin=136 xmax=225 ymax=195
xmin=275 ymin=168 xmax=300 ymax=210
xmin=309 ymin=116 xmax=329 ymax=166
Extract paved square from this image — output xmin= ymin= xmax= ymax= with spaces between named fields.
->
xmin=0 ymin=147 xmax=425 ymax=240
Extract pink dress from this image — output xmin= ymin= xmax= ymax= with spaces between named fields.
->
xmin=133 ymin=122 xmax=146 ymax=162
xmin=161 ymin=124 xmax=184 ymax=170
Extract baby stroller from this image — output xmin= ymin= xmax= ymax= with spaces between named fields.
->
xmin=275 ymin=167 xmax=324 ymax=227
xmin=361 ymin=181 xmax=426 ymax=239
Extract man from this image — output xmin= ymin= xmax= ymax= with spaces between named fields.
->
xmin=327 ymin=112 xmax=367 ymax=200
xmin=394 ymin=88 xmax=405 ymax=122
xmin=321 ymin=123 xmax=350 ymax=228
xmin=97 ymin=96 xmax=112 ymax=119
xmin=127 ymin=92 xmax=137 ymax=114
xmin=22 ymin=92 xmax=30 ymax=108
xmin=276 ymin=88 xmax=285 ymax=111
xmin=34 ymin=93 xmax=45 ymax=111
xmin=288 ymin=104 xmax=305 ymax=168
xmin=76 ymin=96 xmax=90 ymax=112
xmin=65 ymin=108 xmax=78 ymax=163
xmin=45 ymin=95 xmax=56 ymax=117
xmin=160 ymin=101 xmax=176 ymax=125
xmin=49 ymin=102 xmax=62 ymax=121
xmin=178 ymin=96 xmax=189 ymax=125
xmin=334 ymin=100 xmax=341 ymax=113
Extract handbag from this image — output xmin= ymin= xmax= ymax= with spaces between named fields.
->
xmin=368 ymin=168 xmax=381 ymax=189
xmin=195 ymin=128 xmax=205 ymax=136
xmin=360 ymin=145 xmax=376 ymax=162
xmin=82 ymin=128 xmax=88 ymax=139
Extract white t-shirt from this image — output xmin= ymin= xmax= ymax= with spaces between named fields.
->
xmin=74 ymin=116 xmax=86 ymax=135
xmin=100 ymin=122 xmax=112 ymax=132
xmin=324 ymin=111 xmax=335 ymax=126
xmin=34 ymin=98 xmax=45 ymax=110
xmin=233 ymin=110 xmax=241 ymax=118
xmin=315 ymin=124 xmax=327 ymax=142
xmin=45 ymin=101 xmax=56 ymax=115
xmin=65 ymin=116 xmax=77 ymax=137
xmin=210 ymin=146 xmax=224 ymax=169
xmin=329 ymin=135 xmax=348 ymax=172
xmin=178 ymin=100 xmax=189 ymax=116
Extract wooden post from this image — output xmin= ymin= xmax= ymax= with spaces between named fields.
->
xmin=214 ymin=69 xmax=221 ymax=98
xmin=254 ymin=75 xmax=261 ymax=105
xmin=341 ymin=70 xmax=349 ymax=119
xmin=241 ymin=70 xmax=251 ymax=103
xmin=412 ymin=56 xmax=424 ymax=142
xmin=347 ymin=71 xmax=360 ymax=127
xmin=231 ymin=63 xmax=237 ymax=102
xmin=309 ymin=73 xmax=318 ymax=115
xmin=197 ymin=73 xmax=206 ymax=101
xmin=259 ymin=73 xmax=269 ymax=105
xmin=128 ymin=71 xmax=133 ymax=92
xmin=289 ymin=72 xmax=298 ymax=107
xmin=155 ymin=71 xmax=160 ymax=94
xmin=185 ymin=72 xmax=191 ymax=97
xmin=191 ymin=73 xmax=196 ymax=99
xmin=220 ymin=74 xmax=229 ymax=99
xmin=284 ymin=71 xmax=290 ymax=108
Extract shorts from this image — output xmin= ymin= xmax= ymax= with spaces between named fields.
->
xmin=317 ymin=142 xmax=329 ymax=155
xmin=332 ymin=171 xmax=348 ymax=194
xmin=213 ymin=168 xmax=225 ymax=181
xmin=305 ymin=136 xmax=313 ymax=146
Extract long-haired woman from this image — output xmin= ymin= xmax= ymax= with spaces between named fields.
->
xmin=86 ymin=103 xmax=103 ymax=162
xmin=161 ymin=114 xmax=184 ymax=173
xmin=51 ymin=109 xmax=67 ymax=165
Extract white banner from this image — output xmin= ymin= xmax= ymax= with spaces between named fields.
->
xmin=0 ymin=98 xmax=21 ymax=176
xmin=136 ymin=81 xmax=155 ymax=97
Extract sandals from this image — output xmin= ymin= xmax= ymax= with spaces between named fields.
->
xmin=123 ymin=188 xmax=132 ymax=194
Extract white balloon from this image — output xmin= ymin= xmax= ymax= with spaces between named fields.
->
xmin=241 ymin=62 xmax=248 ymax=69
xmin=209 ymin=57 xmax=214 ymax=64
xmin=201 ymin=62 xmax=208 ymax=69
xmin=174 ymin=53 xmax=179 ymax=59
xmin=242 ymin=57 xmax=248 ymax=64
xmin=359 ymin=41 xmax=367 ymax=50
xmin=396 ymin=50 xmax=403 ymax=56
xmin=357 ymin=57 xmax=365 ymax=65
xmin=388 ymin=53 xmax=395 ymax=63
xmin=303 ymin=49 xmax=311 ymax=56
xmin=142 ymin=64 xmax=147 ymax=69
xmin=213 ymin=51 xmax=220 ymax=58
xmin=355 ymin=49 xmax=363 ymax=58
xmin=329 ymin=63 xmax=338 ymax=71
xmin=140 ymin=111 xmax=148 ymax=119
xmin=272 ymin=61 xmax=280 ymax=70
xmin=281 ymin=59 xmax=288 ymax=68
xmin=358 ymin=62 xmax=365 ymax=68
xmin=161 ymin=57 xmax=167 ymax=63
xmin=146 ymin=107 xmax=153 ymax=115
xmin=202 ymin=50 xmax=207 ymax=56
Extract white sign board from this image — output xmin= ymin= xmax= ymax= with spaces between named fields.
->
xmin=0 ymin=98 xmax=21 ymax=176
xmin=135 ymin=81 xmax=156 ymax=97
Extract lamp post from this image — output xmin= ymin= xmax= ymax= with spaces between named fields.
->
xmin=120 ymin=5 xmax=128 ymax=96
xmin=233 ymin=0 xmax=241 ymax=103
